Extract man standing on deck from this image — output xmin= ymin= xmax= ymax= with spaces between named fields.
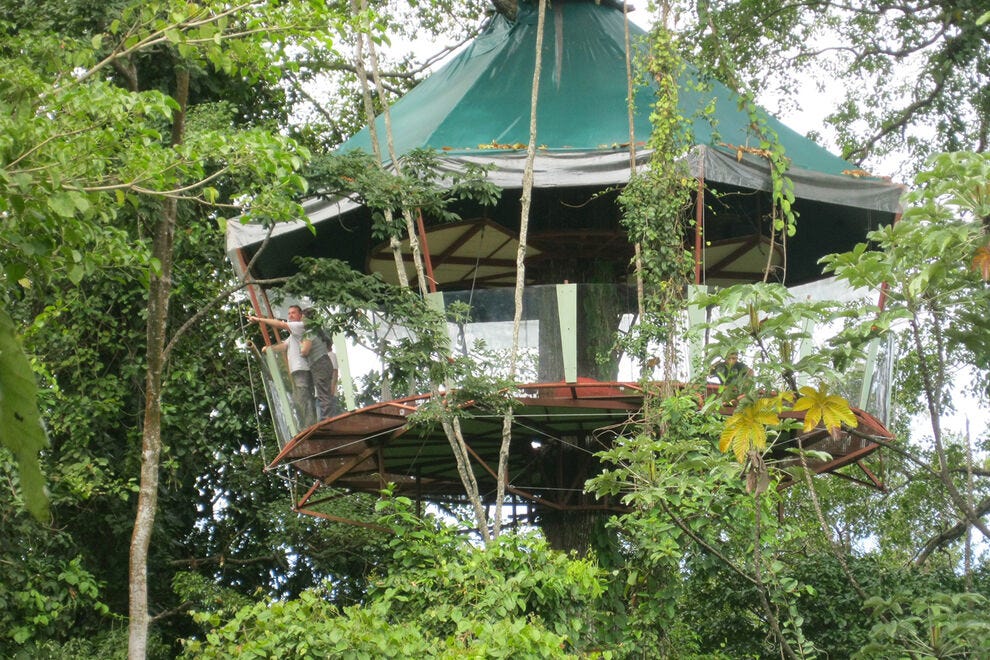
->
xmin=301 ymin=308 xmax=339 ymax=420
xmin=248 ymin=305 xmax=316 ymax=428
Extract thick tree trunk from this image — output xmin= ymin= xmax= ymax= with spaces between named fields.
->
xmin=128 ymin=68 xmax=187 ymax=660
xmin=539 ymin=509 xmax=605 ymax=557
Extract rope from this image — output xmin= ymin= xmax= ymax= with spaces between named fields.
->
xmin=237 ymin=308 xmax=299 ymax=503
xmin=450 ymin=223 xmax=486 ymax=357
xmin=238 ymin=310 xmax=267 ymax=462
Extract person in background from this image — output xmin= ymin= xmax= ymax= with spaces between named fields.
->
xmin=248 ymin=306 xmax=316 ymax=428
xmin=710 ymin=351 xmax=752 ymax=386
xmin=301 ymin=308 xmax=339 ymax=419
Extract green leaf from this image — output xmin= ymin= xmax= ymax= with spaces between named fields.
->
xmin=69 ymin=191 xmax=91 ymax=214
xmin=48 ymin=192 xmax=77 ymax=218
xmin=0 ymin=307 xmax=50 ymax=521
xmin=68 ymin=264 xmax=85 ymax=284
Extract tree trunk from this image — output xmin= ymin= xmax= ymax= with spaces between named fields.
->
xmin=496 ymin=0 xmax=546 ymax=537
xmin=128 ymin=68 xmax=187 ymax=660
xmin=539 ymin=509 xmax=605 ymax=557
xmin=128 ymin=196 xmax=175 ymax=660
xmin=536 ymin=286 xmax=564 ymax=382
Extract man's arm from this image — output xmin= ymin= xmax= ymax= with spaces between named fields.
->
xmin=248 ymin=315 xmax=289 ymax=331
xmin=248 ymin=315 xmax=290 ymax=353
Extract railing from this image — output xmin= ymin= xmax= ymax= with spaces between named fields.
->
xmin=252 ymin=282 xmax=893 ymax=449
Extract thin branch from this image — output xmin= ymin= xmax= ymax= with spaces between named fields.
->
xmin=81 ymin=166 xmax=230 ymax=195
xmin=751 ymin=492 xmax=800 ymax=660
xmin=243 ymin=223 xmax=278 ymax=276
xmin=844 ymin=76 xmax=945 ymax=163
xmin=168 ymin=553 xmax=280 ymax=568
xmin=5 ymin=126 xmax=94 ymax=170
xmin=162 ymin=276 xmax=289 ymax=362
xmin=952 ymin=467 xmax=990 ymax=478
xmin=794 ymin=22 xmax=949 ymax=62
xmin=63 ymin=3 xmax=253 ymax=90
xmin=57 ymin=3 xmax=331 ymax=95
xmin=148 ymin=600 xmax=193 ymax=625
xmin=906 ymin=310 xmax=990 ymax=542
xmin=658 ymin=499 xmax=759 ymax=587
xmin=796 ymin=436 xmax=869 ymax=601
xmin=847 ymin=428 xmax=939 ymax=477
xmin=282 ymin=70 xmax=359 ymax=124
xmin=854 ymin=25 xmax=948 ymax=60
xmin=914 ymin=496 xmax=990 ymax=566
xmin=496 ymin=0 xmax=546 ymax=538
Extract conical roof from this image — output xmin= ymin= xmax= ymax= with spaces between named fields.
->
xmin=339 ymin=0 xmax=860 ymax=178
xmin=227 ymin=0 xmax=903 ymax=284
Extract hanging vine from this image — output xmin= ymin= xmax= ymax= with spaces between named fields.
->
xmin=695 ymin=0 xmax=799 ymax=281
xmin=349 ymin=1 xmax=409 ymax=290
xmin=611 ymin=7 xmax=816 ymax=657
xmin=617 ymin=20 xmax=694 ymax=388
xmin=494 ymin=0 xmax=548 ymax=539
xmin=347 ymin=0 xmax=494 ymax=541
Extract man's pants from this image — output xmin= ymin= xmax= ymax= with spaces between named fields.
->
xmin=310 ymin=355 xmax=338 ymax=419
xmin=291 ymin=370 xmax=316 ymax=429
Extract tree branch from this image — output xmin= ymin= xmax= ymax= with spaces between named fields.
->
xmin=844 ymin=65 xmax=946 ymax=163
xmin=149 ymin=600 xmax=194 ymax=624
xmin=845 ymin=428 xmax=939 ymax=478
xmin=906 ymin=310 xmax=990 ymax=542
xmin=658 ymin=499 xmax=759 ymax=587
xmin=162 ymin=276 xmax=289 ymax=363
xmin=5 ymin=126 xmax=94 ymax=170
xmin=168 ymin=553 xmax=280 ymax=568
xmin=914 ymin=496 xmax=990 ymax=566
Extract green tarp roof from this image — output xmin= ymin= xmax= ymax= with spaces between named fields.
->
xmin=226 ymin=0 xmax=904 ymax=272
xmin=339 ymin=0 xmax=859 ymax=177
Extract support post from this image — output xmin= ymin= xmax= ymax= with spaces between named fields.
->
xmin=556 ymin=283 xmax=577 ymax=383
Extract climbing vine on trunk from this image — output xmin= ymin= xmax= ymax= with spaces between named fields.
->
xmin=618 ymin=22 xmax=694 ymax=369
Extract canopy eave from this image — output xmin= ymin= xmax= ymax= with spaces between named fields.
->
xmin=225 ymin=144 xmax=904 ymax=262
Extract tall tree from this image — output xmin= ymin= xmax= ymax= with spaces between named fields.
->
xmin=823 ymin=150 xmax=990 ymax=562
xmin=676 ymin=0 xmax=989 ymax=174
xmin=0 ymin=1 xmax=364 ymax=655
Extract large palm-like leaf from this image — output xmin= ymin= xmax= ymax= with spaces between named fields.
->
xmin=719 ymin=397 xmax=783 ymax=463
xmin=0 ymin=308 xmax=49 ymax=521
xmin=792 ymin=385 xmax=858 ymax=438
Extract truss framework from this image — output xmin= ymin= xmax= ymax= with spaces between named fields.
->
xmin=266 ymin=381 xmax=891 ymax=525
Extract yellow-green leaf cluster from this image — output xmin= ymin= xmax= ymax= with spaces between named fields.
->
xmin=792 ymin=385 xmax=858 ymax=438
xmin=719 ymin=396 xmax=783 ymax=463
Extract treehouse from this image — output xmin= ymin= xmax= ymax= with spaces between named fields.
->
xmin=228 ymin=0 xmax=901 ymax=534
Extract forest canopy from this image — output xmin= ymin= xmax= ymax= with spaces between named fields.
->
xmin=1 ymin=1 xmax=988 ymax=658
